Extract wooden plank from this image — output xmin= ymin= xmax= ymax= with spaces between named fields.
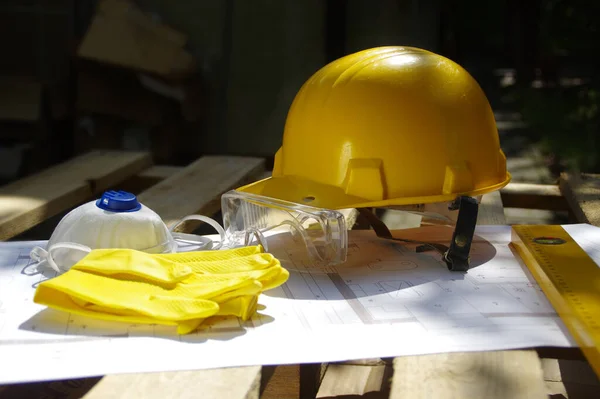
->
xmin=541 ymin=358 xmax=600 ymax=397
xmin=84 ymin=366 xmax=262 ymax=399
xmin=316 ymin=363 xmax=391 ymax=398
xmin=260 ymin=363 xmax=324 ymax=399
xmin=138 ymin=165 xmax=182 ymax=180
xmin=137 ymin=155 xmax=266 ymax=228
xmin=260 ymin=365 xmax=301 ymax=399
xmin=77 ymin=0 xmax=195 ymax=79
xmin=0 ymin=377 xmax=101 ymax=398
xmin=500 ymin=182 xmax=567 ymax=211
xmin=559 ymin=172 xmax=600 ymax=226
xmin=0 ymin=150 xmax=151 ymax=240
xmin=477 ymin=191 xmax=507 ymax=225
xmin=120 ymin=165 xmax=182 ymax=194
xmin=390 ymin=350 xmax=546 ymax=399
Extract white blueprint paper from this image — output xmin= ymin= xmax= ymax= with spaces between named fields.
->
xmin=1 ymin=224 xmax=598 ymax=385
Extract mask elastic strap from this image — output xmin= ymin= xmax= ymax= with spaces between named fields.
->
xmin=30 ymin=246 xmax=50 ymax=271
xmin=169 ymin=215 xmax=226 ymax=250
xmin=46 ymin=242 xmax=92 ymax=273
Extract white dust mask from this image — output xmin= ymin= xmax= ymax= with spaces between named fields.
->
xmin=29 ymin=190 xmax=225 ymax=273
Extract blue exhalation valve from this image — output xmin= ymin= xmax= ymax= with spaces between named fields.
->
xmin=95 ymin=190 xmax=142 ymax=212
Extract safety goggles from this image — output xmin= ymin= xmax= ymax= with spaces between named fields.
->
xmin=221 ymin=190 xmax=348 ymax=268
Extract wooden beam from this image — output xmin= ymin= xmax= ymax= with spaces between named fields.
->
xmin=137 ymin=155 xmax=266 ymax=228
xmin=500 ymin=182 xmax=568 ymax=211
xmin=83 ymin=366 xmax=262 ymax=399
xmin=477 ymin=191 xmax=507 ymax=225
xmin=138 ymin=165 xmax=183 ymax=180
xmin=559 ymin=172 xmax=600 ymax=226
xmin=0 ymin=150 xmax=152 ymax=240
xmin=316 ymin=362 xmax=391 ymax=398
xmin=390 ymin=350 xmax=546 ymax=399
xmin=120 ymin=165 xmax=183 ymax=194
xmin=260 ymin=365 xmax=301 ymax=399
xmin=77 ymin=0 xmax=195 ymax=79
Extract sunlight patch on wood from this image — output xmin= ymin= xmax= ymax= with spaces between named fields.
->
xmin=0 ymin=196 xmax=46 ymax=220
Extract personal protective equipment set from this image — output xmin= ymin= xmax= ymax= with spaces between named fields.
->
xmin=34 ymin=245 xmax=289 ymax=334
xmin=30 ymin=190 xmax=226 ymax=274
xmin=29 ymin=45 xmax=510 ymax=333
xmin=28 ymin=190 xmax=289 ymax=334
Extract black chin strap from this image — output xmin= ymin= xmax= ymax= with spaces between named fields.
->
xmin=356 ymin=196 xmax=479 ymax=272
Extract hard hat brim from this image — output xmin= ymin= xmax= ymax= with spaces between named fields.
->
xmin=235 ymin=172 xmax=511 ymax=210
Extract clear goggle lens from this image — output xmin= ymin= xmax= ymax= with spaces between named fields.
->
xmin=221 ymin=190 xmax=348 ymax=270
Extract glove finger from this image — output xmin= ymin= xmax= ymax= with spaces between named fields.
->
xmin=68 ymin=295 xmax=219 ymax=323
xmin=36 ymin=269 xmax=166 ymax=304
xmin=257 ymin=267 xmax=290 ymax=291
xmin=217 ymin=295 xmax=259 ymax=321
xmin=145 ymin=295 xmax=219 ymax=321
xmin=177 ymin=274 xmax=262 ymax=299
xmin=35 ymin=270 xmax=220 ymax=321
xmin=37 ymin=267 xmax=262 ymax=310
xmin=218 ymin=265 xmax=289 ymax=292
xmin=156 ymin=245 xmax=263 ymax=263
xmin=36 ymin=283 xmax=214 ymax=334
xmin=177 ymin=295 xmax=260 ymax=334
xmin=34 ymin=284 xmax=177 ymax=327
xmin=184 ymin=253 xmax=279 ymax=274
xmin=177 ymin=318 xmax=206 ymax=335
xmin=72 ymin=249 xmax=192 ymax=285
xmin=209 ymin=280 xmax=263 ymax=303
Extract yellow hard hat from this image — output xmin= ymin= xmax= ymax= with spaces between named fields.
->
xmin=237 ymin=46 xmax=510 ymax=210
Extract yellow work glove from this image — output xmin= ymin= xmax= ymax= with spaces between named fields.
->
xmin=156 ymin=251 xmax=290 ymax=292
xmin=34 ymin=246 xmax=289 ymax=334
xmin=73 ymin=245 xmax=289 ymax=304
xmin=72 ymin=246 xmax=289 ymax=295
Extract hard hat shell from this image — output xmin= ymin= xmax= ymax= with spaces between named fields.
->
xmin=237 ymin=46 xmax=511 ymax=209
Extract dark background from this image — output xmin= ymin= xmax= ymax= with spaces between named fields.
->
xmin=1 ymin=0 xmax=598 ymax=185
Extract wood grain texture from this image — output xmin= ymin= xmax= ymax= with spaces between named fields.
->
xmin=120 ymin=165 xmax=183 ymax=194
xmin=260 ymin=365 xmax=301 ymax=399
xmin=390 ymin=351 xmax=546 ymax=399
xmin=137 ymin=155 xmax=265 ymax=227
xmin=138 ymin=165 xmax=182 ymax=180
xmin=477 ymin=191 xmax=507 ymax=225
xmin=316 ymin=364 xmax=391 ymax=398
xmin=559 ymin=172 xmax=600 ymax=226
xmin=84 ymin=366 xmax=261 ymax=399
xmin=77 ymin=0 xmax=194 ymax=79
xmin=0 ymin=150 xmax=151 ymax=240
